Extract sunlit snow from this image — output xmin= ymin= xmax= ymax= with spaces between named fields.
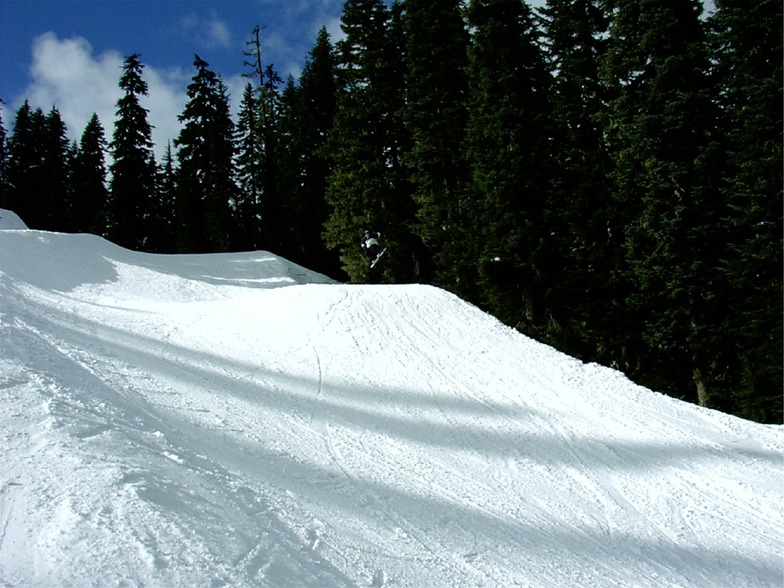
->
xmin=1 ymin=208 xmax=781 ymax=587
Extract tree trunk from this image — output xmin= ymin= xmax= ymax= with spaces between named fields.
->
xmin=693 ymin=368 xmax=709 ymax=407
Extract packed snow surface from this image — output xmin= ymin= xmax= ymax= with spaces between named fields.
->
xmin=1 ymin=208 xmax=782 ymax=587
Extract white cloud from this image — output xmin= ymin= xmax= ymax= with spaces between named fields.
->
xmin=141 ymin=65 xmax=189 ymax=158
xmin=12 ymin=32 xmax=187 ymax=162
xmin=325 ymin=16 xmax=345 ymax=46
xmin=178 ymin=12 xmax=233 ymax=50
xmin=25 ymin=33 xmax=123 ymax=144
xmin=208 ymin=17 xmax=232 ymax=49
xmin=223 ymin=73 xmax=251 ymax=117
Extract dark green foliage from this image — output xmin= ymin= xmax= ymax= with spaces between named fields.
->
xmin=0 ymin=105 xmax=8 ymax=211
xmin=235 ymin=28 xmax=267 ymax=252
xmin=275 ymin=77 xmax=299 ymax=254
xmin=710 ymin=0 xmax=783 ymax=423
xmin=6 ymin=107 xmax=67 ymax=231
xmin=6 ymin=104 xmax=72 ymax=232
xmin=600 ymin=0 xmax=731 ymax=403
xmin=240 ymin=26 xmax=286 ymax=254
xmin=403 ymin=0 xmax=472 ymax=293
xmin=174 ymin=55 xmax=236 ymax=253
xmin=279 ymin=27 xmax=342 ymax=278
xmin=381 ymin=1 xmax=421 ymax=283
xmin=148 ymin=142 xmax=177 ymax=253
xmin=257 ymin=63 xmax=285 ymax=253
xmin=234 ymin=82 xmax=265 ymax=251
xmin=464 ymin=0 xmax=554 ymax=326
xmin=539 ymin=0 xmax=612 ymax=360
xmin=70 ymin=113 xmax=108 ymax=236
xmin=5 ymin=101 xmax=46 ymax=228
xmin=38 ymin=107 xmax=72 ymax=232
xmin=324 ymin=0 xmax=414 ymax=283
xmin=107 ymin=53 xmax=158 ymax=250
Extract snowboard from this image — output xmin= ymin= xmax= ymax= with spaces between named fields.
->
xmin=370 ymin=248 xmax=387 ymax=269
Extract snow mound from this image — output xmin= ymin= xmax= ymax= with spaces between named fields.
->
xmin=0 ymin=224 xmax=334 ymax=304
xmin=0 ymin=208 xmax=28 ymax=230
xmin=1 ymin=224 xmax=782 ymax=588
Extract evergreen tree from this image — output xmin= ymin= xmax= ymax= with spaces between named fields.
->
xmin=383 ymin=0 xmax=420 ymax=282
xmin=539 ymin=0 xmax=611 ymax=359
xmin=324 ymin=0 xmax=414 ymax=282
xmin=710 ymin=0 xmax=783 ymax=423
xmin=0 ymin=104 xmax=8 ymax=211
xmin=174 ymin=55 xmax=236 ymax=253
xmin=107 ymin=53 xmax=158 ymax=250
xmin=280 ymin=27 xmax=341 ymax=277
xmin=70 ymin=113 xmax=108 ymax=236
xmin=276 ymin=75 xmax=299 ymax=243
xmin=403 ymin=0 xmax=471 ymax=293
xmin=464 ymin=0 xmax=554 ymax=326
xmin=600 ymin=0 xmax=726 ymax=403
xmin=162 ymin=144 xmax=178 ymax=248
xmin=242 ymin=27 xmax=285 ymax=254
xmin=259 ymin=63 xmax=285 ymax=253
xmin=37 ymin=107 xmax=71 ymax=232
xmin=149 ymin=142 xmax=177 ymax=253
xmin=234 ymin=82 xmax=264 ymax=251
xmin=45 ymin=108 xmax=71 ymax=230
xmin=5 ymin=101 xmax=45 ymax=226
xmin=7 ymin=103 xmax=71 ymax=231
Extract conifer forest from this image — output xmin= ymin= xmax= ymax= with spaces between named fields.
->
xmin=1 ymin=0 xmax=781 ymax=423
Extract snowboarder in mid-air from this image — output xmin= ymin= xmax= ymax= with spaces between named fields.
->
xmin=361 ymin=230 xmax=386 ymax=268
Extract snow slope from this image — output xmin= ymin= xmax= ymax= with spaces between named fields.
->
xmin=1 ymin=208 xmax=782 ymax=587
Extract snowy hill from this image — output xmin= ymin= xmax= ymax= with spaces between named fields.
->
xmin=1 ymin=209 xmax=782 ymax=587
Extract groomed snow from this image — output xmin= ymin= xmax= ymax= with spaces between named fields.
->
xmin=1 ymin=208 xmax=782 ymax=587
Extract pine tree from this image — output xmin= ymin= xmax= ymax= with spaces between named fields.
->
xmin=384 ymin=0 xmax=419 ymax=282
xmin=141 ymin=144 xmax=176 ymax=254
xmin=539 ymin=0 xmax=612 ymax=359
xmin=0 ymin=104 xmax=8 ymax=211
xmin=325 ymin=0 xmax=414 ymax=282
xmin=600 ymin=0 xmax=726 ymax=402
xmin=107 ymin=53 xmax=158 ymax=250
xmin=241 ymin=27 xmax=286 ymax=254
xmin=70 ymin=113 xmax=108 ymax=236
xmin=6 ymin=104 xmax=71 ymax=232
xmin=174 ymin=55 xmax=236 ymax=253
xmin=280 ymin=27 xmax=341 ymax=277
xmin=36 ymin=107 xmax=72 ymax=232
xmin=464 ymin=0 xmax=554 ymax=326
xmin=275 ymin=76 xmax=299 ymax=253
xmin=710 ymin=0 xmax=783 ymax=423
xmin=149 ymin=142 xmax=177 ymax=253
xmin=259 ymin=63 xmax=285 ymax=253
xmin=403 ymin=0 xmax=471 ymax=293
xmin=5 ymin=101 xmax=45 ymax=226
xmin=234 ymin=82 xmax=264 ymax=251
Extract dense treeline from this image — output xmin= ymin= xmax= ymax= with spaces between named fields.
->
xmin=1 ymin=0 xmax=780 ymax=423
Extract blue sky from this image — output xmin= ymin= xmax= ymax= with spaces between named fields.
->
xmin=1 ymin=0 xmax=348 ymax=157
xmin=1 ymin=0 xmax=348 ymax=95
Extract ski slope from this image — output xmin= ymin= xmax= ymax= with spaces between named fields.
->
xmin=1 ymin=208 xmax=782 ymax=587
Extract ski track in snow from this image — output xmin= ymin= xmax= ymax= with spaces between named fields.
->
xmin=1 ymin=210 xmax=782 ymax=588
